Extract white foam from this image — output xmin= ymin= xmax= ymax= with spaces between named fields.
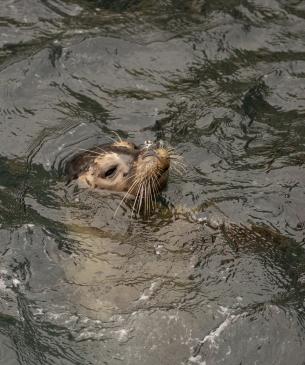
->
xmin=76 ymin=330 xmax=104 ymax=341
xmin=200 ymin=315 xmax=239 ymax=349
xmin=12 ymin=278 xmax=20 ymax=287
xmin=24 ymin=223 xmax=35 ymax=229
xmin=189 ymin=355 xmax=206 ymax=365
xmin=138 ymin=281 xmax=158 ymax=301
xmin=217 ymin=306 xmax=230 ymax=315
xmin=114 ymin=328 xmax=129 ymax=342
xmin=138 ymin=293 xmax=149 ymax=301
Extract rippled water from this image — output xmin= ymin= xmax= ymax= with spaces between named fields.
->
xmin=1 ymin=0 xmax=305 ymax=364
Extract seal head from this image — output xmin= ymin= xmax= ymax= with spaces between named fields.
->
xmin=66 ymin=140 xmax=171 ymax=212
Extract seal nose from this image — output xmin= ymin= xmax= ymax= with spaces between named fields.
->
xmin=142 ymin=150 xmax=157 ymax=159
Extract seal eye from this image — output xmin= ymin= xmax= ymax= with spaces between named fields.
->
xmin=104 ymin=166 xmax=117 ymax=179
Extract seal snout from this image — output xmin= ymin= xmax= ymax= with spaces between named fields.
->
xmin=142 ymin=149 xmax=157 ymax=159
xmin=137 ymin=146 xmax=170 ymax=174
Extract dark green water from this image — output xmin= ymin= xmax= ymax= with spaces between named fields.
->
xmin=1 ymin=0 xmax=305 ymax=364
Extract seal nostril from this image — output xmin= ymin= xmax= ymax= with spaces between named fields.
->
xmin=142 ymin=150 xmax=156 ymax=159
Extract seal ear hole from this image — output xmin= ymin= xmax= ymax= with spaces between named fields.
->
xmin=104 ymin=166 xmax=118 ymax=179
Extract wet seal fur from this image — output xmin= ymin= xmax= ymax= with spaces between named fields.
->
xmin=66 ymin=140 xmax=183 ymax=215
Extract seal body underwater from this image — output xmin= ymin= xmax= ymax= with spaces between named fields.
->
xmin=65 ymin=140 xmax=178 ymax=214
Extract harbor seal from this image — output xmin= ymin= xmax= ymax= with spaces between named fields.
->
xmin=66 ymin=140 xmax=182 ymax=214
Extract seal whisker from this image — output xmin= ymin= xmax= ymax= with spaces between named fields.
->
xmin=131 ymin=186 xmax=139 ymax=217
xmin=171 ymin=163 xmax=186 ymax=173
xmin=132 ymin=182 xmax=144 ymax=217
xmin=150 ymin=179 xmax=155 ymax=212
xmin=150 ymin=175 xmax=158 ymax=208
xmin=150 ymin=179 xmax=157 ymax=212
xmin=171 ymin=159 xmax=187 ymax=173
xmin=170 ymin=160 xmax=186 ymax=169
xmin=171 ymin=157 xmax=186 ymax=165
xmin=171 ymin=165 xmax=186 ymax=176
xmin=95 ymin=147 xmax=107 ymax=154
xmin=115 ymin=175 xmax=142 ymax=216
xmin=77 ymin=148 xmax=104 ymax=156
xmin=168 ymin=153 xmax=185 ymax=162
xmin=143 ymin=183 xmax=148 ymax=216
xmin=169 ymin=155 xmax=184 ymax=162
xmin=145 ymin=181 xmax=151 ymax=215
xmin=137 ymin=185 xmax=144 ymax=216
xmin=113 ymin=170 xmax=142 ymax=217
xmin=172 ymin=160 xmax=186 ymax=171
xmin=104 ymin=135 xmax=117 ymax=143
xmin=111 ymin=130 xmax=123 ymax=142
